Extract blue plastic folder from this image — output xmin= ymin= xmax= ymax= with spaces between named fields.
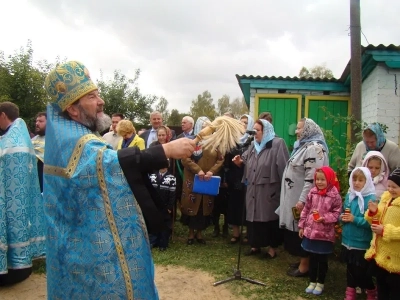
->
xmin=193 ymin=175 xmax=221 ymax=196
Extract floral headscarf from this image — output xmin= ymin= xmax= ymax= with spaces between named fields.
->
xmin=239 ymin=114 xmax=255 ymax=144
xmin=254 ymin=119 xmax=275 ymax=154
xmin=361 ymin=151 xmax=388 ymax=186
xmin=193 ymin=116 xmax=211 ymax=135
xmin=156 ymin=125 xmax=171 ymax=143
xmin=292 ymin=118 xmax=329 ymax=155
xmin=314 ymin=166 xmax=340 ymax=195
xmin=348 ymin=167 xmax=376 ymax=213
xmin=363 ymin=123 xmax=386 ymax=151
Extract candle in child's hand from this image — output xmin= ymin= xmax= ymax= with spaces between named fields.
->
xmin=372 ymin=217 xmax=379 ymax=225
xmin=313 ymin=210 xmax=320 ymax=221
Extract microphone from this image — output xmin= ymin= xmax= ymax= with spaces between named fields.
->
xmin=246 ymin=129 xmax=256 ymax=135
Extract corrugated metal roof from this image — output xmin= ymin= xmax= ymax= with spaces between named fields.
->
xmin=361 ymin=44 xmax=400 ymax=51
xmin=237 ymin=45 xmax=400 ymax=84
xmin=340 ymin=44 xmax=400 ymax=81
xmin=235 ymin=74 xmax=341 ymax=82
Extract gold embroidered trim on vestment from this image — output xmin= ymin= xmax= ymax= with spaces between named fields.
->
xmin=44 ymin=134 xmax=102 ymax=178
xmin=97 ymin=147 xmax=134 ymax=299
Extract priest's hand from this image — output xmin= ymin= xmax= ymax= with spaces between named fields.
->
xmin=162 ymin=138 xmax=196 ymax=159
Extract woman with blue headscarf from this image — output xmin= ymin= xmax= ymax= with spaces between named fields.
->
xmin=278 ymin=118 xmax=329 ymax=277
xmin=233 ymin=119 xmax=289 ymax=258
xmin=348 ymin=123 xmax=400 ymax=175
xmin=180 ymin=117 xmax=224 ymax=245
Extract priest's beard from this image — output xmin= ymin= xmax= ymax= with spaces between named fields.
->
xmin=78 ymin=106 xmax=111 ymax=133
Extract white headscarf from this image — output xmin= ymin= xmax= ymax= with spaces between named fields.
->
xmin=193 ymin=116 xmax=211 ymax=135
xmin=348 ymin=167 xmax=376 ymax=213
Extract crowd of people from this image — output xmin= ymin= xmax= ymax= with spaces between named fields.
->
xmin=1 ymin=60 xmax=400 ymax=299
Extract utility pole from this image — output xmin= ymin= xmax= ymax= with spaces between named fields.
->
xmin=350 ymin=0 xmax=362 ymax=142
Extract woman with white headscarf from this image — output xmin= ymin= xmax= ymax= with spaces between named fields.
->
xmin=279 ymin=118 xmax=329 ymax=277
xmin=180 ymin=117 xmax=224 ymax=245
xmin=233 ymin=119 xmax=289 ymax=258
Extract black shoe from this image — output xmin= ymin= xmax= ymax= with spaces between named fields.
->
xmin=187 ymin=239 xmax=194 ymax=245
xmin=196 ymin=238 xmax=206 ymax=245
xmin=289 ymin=262 xmax=300 ymax=269
xmin=286 ymin=268 xmax=309 ymax=277
xmin=244 ymin=248 xmax=261 ymax=256
xmin=159 ymin=247 xmax=167 ymax=252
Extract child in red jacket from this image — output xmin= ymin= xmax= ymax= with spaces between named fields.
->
xmin=298 ymin=166 xmax=342 ymax=295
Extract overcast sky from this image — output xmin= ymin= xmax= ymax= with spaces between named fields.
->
xmin=1 ymin=0 xmax=399 ymax=112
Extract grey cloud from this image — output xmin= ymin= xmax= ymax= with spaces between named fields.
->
xmin=29 ymin=0 xmax=400 ymax=112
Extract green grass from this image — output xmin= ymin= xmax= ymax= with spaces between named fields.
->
xmin=32 ymin=220 xmax=347 ymax=299
xmin=152 ymin=220 xmax=347 ymax=300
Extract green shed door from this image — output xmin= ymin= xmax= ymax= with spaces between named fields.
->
xmin=307 ymin=99 xmax=349 ymax=169
xmin=258 ymin=98 xmax=299 ymax=152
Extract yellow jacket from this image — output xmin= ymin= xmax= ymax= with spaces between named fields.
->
xmin=365 ymin=191 xmax=400 ymax=273
xmin=117 ymin=134 xmax=145 ymax=150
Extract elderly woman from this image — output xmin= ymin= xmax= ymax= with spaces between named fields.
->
xmin=233 ymin=119 xmax=289 ymax=258
xmin=116 ymin=120 xmax=145 ymax=150
xmin=278 ymin=118 xmax=329 ymax=277
xmin=348 ymin=123 xmax=400 ymax=174
xmin=180 ymin=117 xmax=224 ymax=245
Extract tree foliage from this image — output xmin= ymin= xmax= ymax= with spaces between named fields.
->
xmin=189 ymin=90 xmax=216 ymax=121
xmin=229 ymin=97 xmax=248 ymax=119
xmin=97 ymin=69 xmax=157 ymax=126
xmin=155 ymin=96 xmax=170 ymax=124
xmin=217 ymin=94 xmax=230 ymax=116
xmin=168 ymin=109 xmax=188 ymax=126
xmin=0 ymin=41 xmax=51 ymax=130
xmin=298 ymin=64 xmax=334 ymax=79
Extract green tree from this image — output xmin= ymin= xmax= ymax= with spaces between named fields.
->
xmin=168 ymin=109 xmax=188 ymax=126
xmin=229 ymin=97 xmax=248 ymax=119
xmin=97 ymin=69 xmax=157 ymax=126
xmin=189 ymin=90 xmax=216 ymax=121
xmin=0 ymin=41 xmax=49 ymax=129
xmin=155 ymin=96 xmax=170 ymax=124
xmin=298 ymin=63 xmax=334 ymax=79
xmin=217 ymin=94 xmax=230 ymax=116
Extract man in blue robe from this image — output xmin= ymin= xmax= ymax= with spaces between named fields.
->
xmin=0 ymin=102 xmax=45 ymax=286
xmin=43 ymin=61 xmax=195 ymax=299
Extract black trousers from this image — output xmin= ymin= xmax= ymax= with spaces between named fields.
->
xmin=309 ymin=253 xmax=328 ymax=284
xmin=347 ymin=262 xmax=375 ymax=289
xmin=212 ymin=188 xmax=228 ymax=232
xmin=0 ymin=267 xmax=32 ymax=286
xmin=375 ymin=264 xmax=400 ymax=300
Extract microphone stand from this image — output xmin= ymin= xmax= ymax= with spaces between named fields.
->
xmin=213 ymin=186 xmax=266 ymax=287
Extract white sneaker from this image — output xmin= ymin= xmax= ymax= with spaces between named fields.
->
xmin=305 ymin=282 xmax=316 ymax=293
xmin=313 ymin=283 xmax=324 ymax=295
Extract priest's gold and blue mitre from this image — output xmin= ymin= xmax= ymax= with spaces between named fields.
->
xmin=43 ymin=61 xmax=159 ymax=299
xmin=44 ymin=60 xmax=97 ymax=111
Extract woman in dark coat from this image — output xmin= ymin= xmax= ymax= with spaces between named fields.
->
xmin=225 ymin=114 xmax=254 ymax=243
xmin=233 ymin=119 xmax=289 ymax=258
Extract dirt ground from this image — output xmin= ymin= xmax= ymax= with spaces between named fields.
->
xmin=0 ymin=265 xmax=244 ymax=300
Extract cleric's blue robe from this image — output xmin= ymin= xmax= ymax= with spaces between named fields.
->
xmin=0 ymin=118 xmax=45 ymax=274
xmin=44 ymin=104 xmax=159 ymax=299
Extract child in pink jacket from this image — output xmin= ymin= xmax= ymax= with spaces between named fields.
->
xmin=298 ymin=166 xmax=342 ymax=295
